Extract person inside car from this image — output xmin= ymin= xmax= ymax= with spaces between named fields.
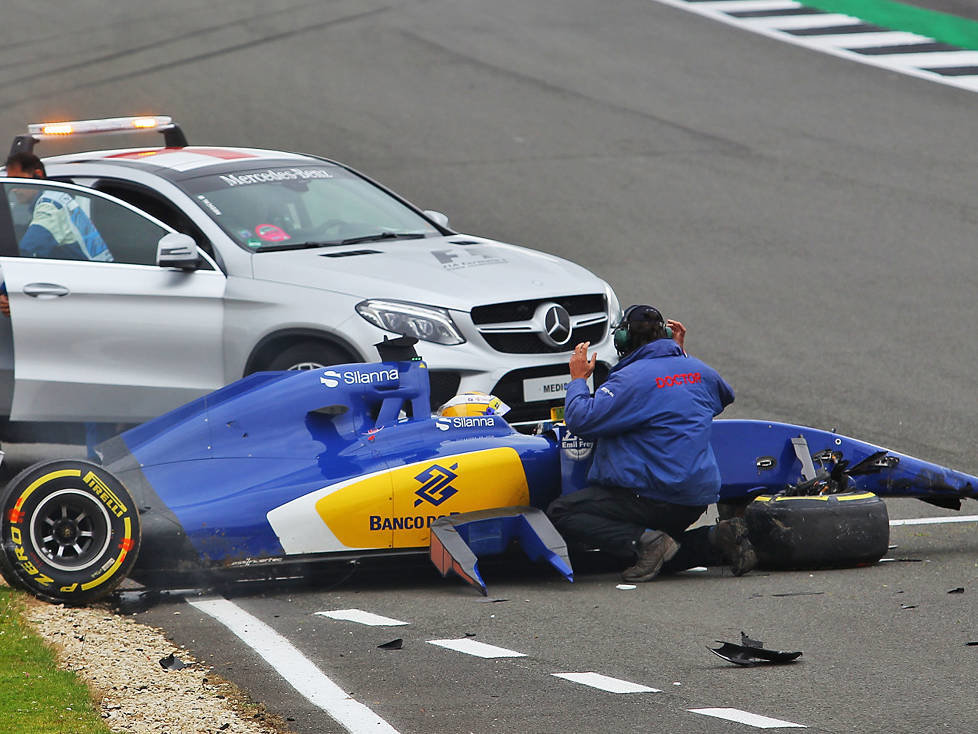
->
xmin=547 ymin=305 xmax=756 ymax=582
xmin=4 ymin=152 xmax=112 ymax=263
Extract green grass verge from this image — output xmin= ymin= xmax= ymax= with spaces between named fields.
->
xmin=0 ymin=587 xmax=113 ymax=734
xmin=800 ymin=0 xmax=978 ymax=50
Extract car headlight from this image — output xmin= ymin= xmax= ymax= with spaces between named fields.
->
xmin=356 ymin=300 xmax=465 ymax=345
xmin=605 ymin=283 xmax=623 ymax=331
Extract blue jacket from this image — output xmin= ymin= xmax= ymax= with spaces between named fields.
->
xmin=564 ymin=339 xmax=734 ymax=506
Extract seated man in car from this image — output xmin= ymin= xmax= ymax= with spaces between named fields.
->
xmin=5 ymin=152 xmax=112 ymax=262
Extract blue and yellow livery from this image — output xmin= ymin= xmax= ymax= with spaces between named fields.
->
xmin=1 ymin=351 xmax=976 ymax=604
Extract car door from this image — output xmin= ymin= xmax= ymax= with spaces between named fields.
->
xmin=0 ymin=178 xmax=226 ymax=423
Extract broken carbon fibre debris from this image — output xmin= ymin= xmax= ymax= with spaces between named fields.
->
xmin=377 ymin=638 xmax=403 ymax=650
xmin=708 ymin=631 xmax=802 ymax=666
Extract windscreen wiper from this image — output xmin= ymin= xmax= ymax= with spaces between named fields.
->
xmin=336 ymin=232 xmax=427 ymax=245
xmin=253 ymin=241 xmax=346 ymax=253
xmin=254 ymin=232 xmax=426 ymax=252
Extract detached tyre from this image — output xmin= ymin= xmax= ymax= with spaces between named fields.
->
xmin=745 ymin=492 xmax=889 ymax=570
xmin=0 ymin=460 xmax=141 ymax=604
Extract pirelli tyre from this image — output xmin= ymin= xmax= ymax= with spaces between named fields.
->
xmin=0 ymin=460 xmax=141 ymax=605
xmin=744 ymin=492 xmax=889 ymax=570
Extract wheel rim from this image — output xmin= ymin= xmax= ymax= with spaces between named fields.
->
xmin=287 ymin=361 xmax=326 ymax=371
xmin=29 ymin=488 xmax=112 ymax=572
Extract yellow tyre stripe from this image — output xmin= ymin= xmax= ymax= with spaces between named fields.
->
xmin=81 ymin=517 xmax=132 ymax=591
xmin=754 ymin=492 xmax=877 ymax=503
xmin=15 ymin=469 xmax=82 ymax=510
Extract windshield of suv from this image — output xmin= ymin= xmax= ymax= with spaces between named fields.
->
xmin=179 ymin=163 xmax=440 ymax=252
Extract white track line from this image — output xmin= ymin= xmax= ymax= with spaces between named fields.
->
xmin=316 ymin=609 xmax=409 ymax=626
xmin=427 ymin=638 xmax=526 ymax=658
xmin=189 ymin=596 xmax=400 ymax=734
xmin=552 ymin=672 xmax=661 ymax=693
xmin=890 ymin=515 xmax=978 ymax=526
xmin=690 ymin=707 xmax=807 ymax=728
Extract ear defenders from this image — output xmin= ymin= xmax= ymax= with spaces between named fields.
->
xmin=613 ymin=305 xmax=672 ymax=355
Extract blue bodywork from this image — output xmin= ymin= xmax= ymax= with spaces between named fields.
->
xmin=101 ymin=358 xmax=560 ymax=575
xmin=97 ymin=356 xmax=978 ymax=580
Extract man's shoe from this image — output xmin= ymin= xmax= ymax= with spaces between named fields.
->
xmin=712 ymin=518 xmax=757 ymax=577
xmin=622 ymin=530 xmax=680 ymax=582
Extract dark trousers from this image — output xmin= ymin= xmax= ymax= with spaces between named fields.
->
xmin=547 ymin=484 xmax=724 ymax=572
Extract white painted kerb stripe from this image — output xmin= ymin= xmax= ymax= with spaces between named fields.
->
xmin=695 ymin=0 xmax=802 ymax=11
xmin=890 ymin=515 xmax=978 ymax=526
xmin=552 ymin=672 xmax=661 ymax=693
xmin=190 ymin=597 xmax=399 ymax=734
xmin=870 ymin=51 xmax=978 ymax=68
xmin=427 ymin=638 xmax=526 ymax=658
xmin=801 ymin=31 xmax=933 ymax=48
xmin=317 ymin=609 xmax=409 ymax=626
xmin=742 ymin=12 xmax=861 ymax=29
xmin=689 ymin=707 xmax=806 ymax=728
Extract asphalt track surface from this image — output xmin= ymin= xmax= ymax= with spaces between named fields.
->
xmin=2 ymin=0 xmax=977 ymax=732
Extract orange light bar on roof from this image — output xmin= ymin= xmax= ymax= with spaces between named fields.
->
xmin=40 ymin=123 xmax=74 ymax=135
xmin=27 ymin=115 xmax=174 ymax=138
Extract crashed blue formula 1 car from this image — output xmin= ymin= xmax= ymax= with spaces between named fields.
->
xmin=1 ymin=343 xmax=976 ymax=604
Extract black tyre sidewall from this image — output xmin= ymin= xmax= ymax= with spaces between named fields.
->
xmin=745 ymin=492 xmax=889 ymax=570
xmin=263 ymin=341 xmax=350 ymax=372
xmin=0 ymin=460 xmax=141 ymax=604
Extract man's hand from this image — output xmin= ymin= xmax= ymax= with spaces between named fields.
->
xmin=0 ymin=295 xmax=9 ymax=318
xmin=667 ymin=319 xmax=685 ymax=350
xmin=569 ymin=341 xmax=596 ymax=380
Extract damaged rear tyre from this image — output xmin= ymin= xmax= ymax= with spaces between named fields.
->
xmin=745 ymin=492 xmax=889 ymax=570
xmin=0 ymin=460 xmax=141 ymax=604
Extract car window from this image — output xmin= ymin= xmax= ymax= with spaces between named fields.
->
xmin=88 ymin=179 xmax=217 ymax=265
xmin=3 ymin=182 xmax=168 ymax=266
xmin=179 ymin=163 xmax=440 ymax=251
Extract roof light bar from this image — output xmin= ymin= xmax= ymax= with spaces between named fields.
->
xmin=27 ymin=115 xmax=175 ymax=138
xmin=9 ymin=115 xmax=188 ymax=156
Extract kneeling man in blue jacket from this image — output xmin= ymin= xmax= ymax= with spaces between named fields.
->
xmin=548 ymin=305 xmax=756 ymax=582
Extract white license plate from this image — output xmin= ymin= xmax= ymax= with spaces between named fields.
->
xmin=523 ymin=374 xmax=593 ymax=402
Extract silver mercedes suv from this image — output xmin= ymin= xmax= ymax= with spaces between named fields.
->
xmin=0 ymin=116 xmax=619 ymax=436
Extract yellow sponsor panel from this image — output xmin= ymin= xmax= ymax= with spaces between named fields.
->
xmin=316 ymin=448 xmax=529 ymax=549
xmin=315 ymin=472 xmax=394 ymax=549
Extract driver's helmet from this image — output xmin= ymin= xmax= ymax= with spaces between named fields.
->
xmin=437 ymin=391 xmax=510 ymax=417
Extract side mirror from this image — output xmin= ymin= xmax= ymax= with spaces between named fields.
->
xmin=423 ymin=210 xmax=449 ymax=229
xmin=156 ymin=232 xmax=200 ymax=270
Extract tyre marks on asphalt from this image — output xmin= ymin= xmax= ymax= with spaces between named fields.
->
xmin=649 ymin=0 xmax=978 ymax=93
xmin=319 ymin=606 xmax=808 ymax=728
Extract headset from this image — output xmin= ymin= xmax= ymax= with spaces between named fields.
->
xmin=613 ymin=305 xmax=672 ymax=355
